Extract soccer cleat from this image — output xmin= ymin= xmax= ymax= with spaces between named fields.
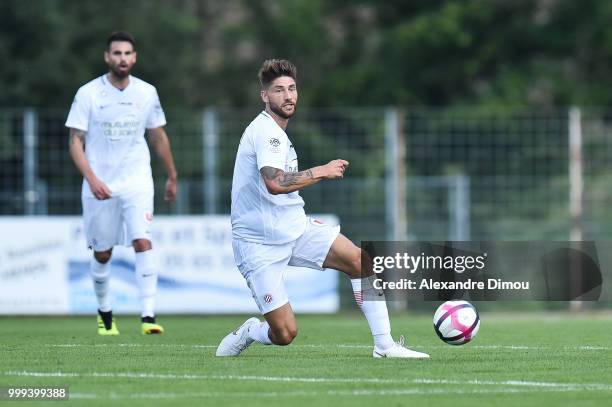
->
xmin=97 ymin=315 xmax=119 ymax=336
xmin=142 ymin=322 xmax=164 ymax=335
xmin=215 ymin=317 xmax=260 ymax=357
xmin=372 ymin=335 xmax=430 ymax=359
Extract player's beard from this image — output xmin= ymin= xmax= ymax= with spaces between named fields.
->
xmin=269 ymin=101 xmax=297 ymax=119
xmin=110 ymin=64 xmax=131 ymax=79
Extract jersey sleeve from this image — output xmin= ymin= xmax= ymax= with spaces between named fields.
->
xmin=254 ymin=126 xmax=288 ymax=171
xmin=145 ymin=89 xmax=167 ymax=129
xmin=65 ymin=87 xmax=91 ymax=131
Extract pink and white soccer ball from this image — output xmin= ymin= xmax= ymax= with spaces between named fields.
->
xmin=433 ymin=300 xmax=480 ymax=345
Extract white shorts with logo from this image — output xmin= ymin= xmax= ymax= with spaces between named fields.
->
xmin=82 ymin=189 xmax=154 ymax=251
xmin=232 ymin=217 xmax=341 ymax=314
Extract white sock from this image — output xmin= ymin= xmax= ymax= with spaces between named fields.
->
xmin=351 ymin=278 xmax=395 ymax=350
xmin=135 ymin=250 xmax=158 ymax=318
xmin=90 ymin=257 xmax=111 ymax=312
xmin=248 ymin=320 xmax=272 ymax=345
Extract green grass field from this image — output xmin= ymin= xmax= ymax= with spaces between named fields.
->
xmin=1 ymin=313 xmax=611 ymax=406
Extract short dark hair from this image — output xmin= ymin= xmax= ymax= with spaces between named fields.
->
xmin=258 ymin=59 xmax=297 ymax=88
xmin=107 ymin=31 xmax=136 ymax=50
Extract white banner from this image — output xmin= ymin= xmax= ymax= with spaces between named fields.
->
xmin=0 ymin=216 xmax=339 ymax=314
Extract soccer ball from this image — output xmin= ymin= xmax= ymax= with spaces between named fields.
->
xmin=433 ymin=300 xmax=480 ymax=345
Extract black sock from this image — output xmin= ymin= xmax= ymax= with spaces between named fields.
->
xmin=98 ymin=309 xmax=113 ymax=330
xmin=141 ymin=316 xmax=156 ymax=324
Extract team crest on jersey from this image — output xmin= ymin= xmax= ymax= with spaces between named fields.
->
xmin=268 ymin=137 xmax=281 ymax=153
xmin=264 ymin=294 xmax=273 ymax=304
xmin=144 ymin=212 xmax=153 ymax=222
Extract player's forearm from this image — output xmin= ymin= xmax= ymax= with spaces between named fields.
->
xmin=260 ymin=166 xmax=323 ymax=195
xmin=68 ymin=130 xmax=96 ymax=182
xmin=155 ymin=142 xmax=178 ymax=180
xmin=149 ymin=129 xmax=177 ymax=180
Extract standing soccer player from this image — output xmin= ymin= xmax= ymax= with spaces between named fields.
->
xmin=66 ymin=32 xmax=177 ymax=335
xmin=216 ymin=59 xmax=429 ymax=358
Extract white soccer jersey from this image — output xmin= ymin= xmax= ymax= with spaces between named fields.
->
xmin=65 ymin=74 xmax=166 ymax=198
xmin=231 ymin=111 xmax=307 ymax=244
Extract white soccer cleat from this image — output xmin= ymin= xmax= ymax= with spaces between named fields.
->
xmin=215 ymin=317 xmax=260 ymax=357
xmin=372 ymin=335 xmax=430 ymax=359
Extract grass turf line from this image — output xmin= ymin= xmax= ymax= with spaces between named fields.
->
xmin=1 ymin=313 xmax=611 ymax=407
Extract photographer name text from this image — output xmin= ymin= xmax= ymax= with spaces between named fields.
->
xmin=373 ymin=278 xmax=530 ymax=291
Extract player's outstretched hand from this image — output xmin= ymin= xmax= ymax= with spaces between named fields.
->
xmin=165 ymin=177 xmax=177 ymax=202
xmin=322 ymin=159 xmax=349 ymax=179
xmin=87 ymin=177 xmax=112 ymax=200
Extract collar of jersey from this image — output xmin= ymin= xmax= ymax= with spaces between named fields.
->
xmin=101 ymin=74 xmax=132 ymax=92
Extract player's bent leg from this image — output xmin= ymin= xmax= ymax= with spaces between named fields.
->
xmin=322 ymin=233 xmax=361 ymax=278
xmin=133 ymin=239 xmax=164 ymax=335
xmin=215 ymin=304 xmax=297 ymax=357
xmin=263 ymin=303 xmax=298 ymax=346
xmin=92 ymin=249 xmax=119 ymax=335
xmin=322 ymin=234 xmax=429 ymax=359
xmin=221 ymin=238 xmax=295 ymax=356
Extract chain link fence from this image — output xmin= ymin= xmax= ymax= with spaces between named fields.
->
xmin=2 ymin=107 xmax=611 ymax=244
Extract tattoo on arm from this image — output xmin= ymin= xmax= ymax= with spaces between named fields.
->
xmin=260 ymin=167 xmax=314 ymax=188
xmin=278 ymin=169 xmax=313 ymax=187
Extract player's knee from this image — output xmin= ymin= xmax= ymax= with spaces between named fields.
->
xmin=94 ymin=251 xmax=112 ymax=264
xmin=133 ymin=239 xmax=152 ymax=252
xmin=288 ymin=326 xmax=298 ymax=341
xmin=273 ymin=326 xmax=298 ymax=346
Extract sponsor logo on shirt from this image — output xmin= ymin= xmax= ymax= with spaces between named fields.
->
xmin=101 ymin=117 xmax=140 ymax=140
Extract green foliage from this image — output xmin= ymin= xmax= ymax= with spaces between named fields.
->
xmin=3 ymin=0 xmax=612 ymax=108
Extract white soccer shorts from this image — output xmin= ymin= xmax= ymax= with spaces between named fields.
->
xmin=82 ymin=189 xmax=154 ymax=251
xmin=232 ymin=217 xmax=341 ymax=314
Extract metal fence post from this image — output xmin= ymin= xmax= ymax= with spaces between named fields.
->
xmin=448 ymin=174 xmax=471 ymax=241
xmin=203 ymin=108 xmax=218 ymax=214
xmin=568 ymin=106 xmax=584 ymax=311
xmin=23 ymin=109 xmax=38 ymax=215
xmin=384 ymin=108 xmax=408 ymax=310
xmin=384 ymin=108 xmax=407 ymax=241
xmin=569 ymin=107 xmax=583 ymax=242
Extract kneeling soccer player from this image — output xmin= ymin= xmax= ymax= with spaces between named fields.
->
xmin=216 ymin=59 xmax=428 ymax=359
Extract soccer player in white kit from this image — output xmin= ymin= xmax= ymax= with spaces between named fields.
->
xmin=66 ymin=32 xmax=177 ymax=335
xmin=216 ymin=59 xmax=429 ymax=358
